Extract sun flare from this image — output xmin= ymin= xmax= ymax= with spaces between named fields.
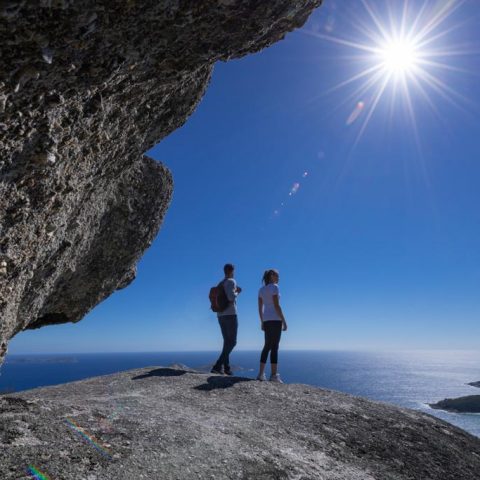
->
xmin=378 ymin=39 xmax=419 ymax=75
xmin=303 ymin=0 xmax=470 ymax=144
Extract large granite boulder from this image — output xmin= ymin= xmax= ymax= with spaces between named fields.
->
xmin=0 ymin=0 xmax=322 ymax=364
xmin=1 ymin=367 xmax=480 ymax=479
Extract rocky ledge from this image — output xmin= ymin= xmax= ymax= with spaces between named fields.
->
xmin=1 ymin=367 xmax=480 ymax=479
xmin=0 ymin=0 xmax=321 ymax=365
xmin=429 ymin=395 xmax=480 ymax=414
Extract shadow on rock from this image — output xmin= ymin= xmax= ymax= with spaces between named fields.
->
xmin=132 ymin=368 xmax=187 ymax=380
xmin=0 ymin=397 xmax=32 ymax=413
xmin=194 ymin=376 xmax=253 ymax=391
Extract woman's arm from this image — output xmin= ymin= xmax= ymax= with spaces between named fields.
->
xmin=273 ymin=295 xmax=287 ymax=331
xmin=258 ymin=297 xmax=264 ymax=329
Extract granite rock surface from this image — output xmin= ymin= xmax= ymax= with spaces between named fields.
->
xmin=0 ymin=0 xmax=321 ymax=365
xmin=1 ymin=367 xmax=480 ymax=479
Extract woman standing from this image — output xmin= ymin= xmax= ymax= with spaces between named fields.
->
xmin=257 ymin=269 xmax=287 ymax=383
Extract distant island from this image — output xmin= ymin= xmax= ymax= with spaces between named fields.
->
xmin=430 ymin=395 xmax=480 ymax=413
xmin=6 ymin=356 xmax=78 ymax=365
xmin=429 ymin=380 xmax=480 ymax=413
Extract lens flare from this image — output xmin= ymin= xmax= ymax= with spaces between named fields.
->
xmin=290 ymin=182 xmax=300 ymax=195
xmin=27 ymin=465 xmax=51 ymax=480
xmin=272 ymin=169 xmax=312 ymax=220
xmin=346 ymin=101 xmax=366 ymax=125
xmin=65 ymin=418 xmax=112 ymax=459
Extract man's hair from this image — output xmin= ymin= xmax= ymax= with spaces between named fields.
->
xmin=223 ymin=263 xmax=235 ymax=275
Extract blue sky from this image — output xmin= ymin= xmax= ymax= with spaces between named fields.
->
xmin=9 ymin=0 xmax=480 ymax=354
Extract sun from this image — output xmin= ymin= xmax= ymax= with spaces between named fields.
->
xmin=302 ymin=0 xmax=469 ymax=143
xmin=378 ymin=39 xmax=419 ymax=75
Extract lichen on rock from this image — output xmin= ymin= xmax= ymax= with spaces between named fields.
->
xmin=0 ymin=0 xmax=322 ymax=365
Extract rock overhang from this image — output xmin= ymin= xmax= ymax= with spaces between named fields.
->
xmin=0 ymin=1 xmax=322 ymax=365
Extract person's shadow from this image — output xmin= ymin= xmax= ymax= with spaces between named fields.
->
xmin=194 ymin=376 xmax=253 ymax=391
xmin=132 ymin=368 xmax=187 ymax=380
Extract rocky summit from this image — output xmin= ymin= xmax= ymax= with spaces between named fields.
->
xmin=0 ymin=0 xmax=321 ymax=365
xmin=1 ymin=366 xmax=480 ymax=479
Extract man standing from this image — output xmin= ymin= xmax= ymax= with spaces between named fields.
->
xmin=211 ymin=263 xmax=242 ymax=375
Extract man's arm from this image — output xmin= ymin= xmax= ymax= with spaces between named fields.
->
xmin=224 ymin=279 xmax=238 ymax=302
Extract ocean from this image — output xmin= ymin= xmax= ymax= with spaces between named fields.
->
xmin=1 ymin=350 xmax=479 ymax=438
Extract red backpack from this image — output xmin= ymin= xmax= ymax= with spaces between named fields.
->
xmin=209 ymin=280 xmax=229 ymax=313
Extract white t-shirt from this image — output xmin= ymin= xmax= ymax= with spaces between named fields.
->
xmin=217 ymin=278 xmax=238 ymax=317
xmin=258 ymin=283 xmax=281 ymax=321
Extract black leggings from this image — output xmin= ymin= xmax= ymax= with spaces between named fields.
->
xmin=260 ymin=321 xmax=282 ymax=364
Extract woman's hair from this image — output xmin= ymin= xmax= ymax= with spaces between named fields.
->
xmin=262 ymin=269 xmax=279 ymax=285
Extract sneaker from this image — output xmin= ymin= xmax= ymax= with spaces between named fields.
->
xmin=224 ymin=367 xmax=233 ymax=376
xmin=210 ymin=366 xmax=223 ymax=375
xmin=256 ymin=373 xmax=267 ymax=381
xmin=270 ymin=373 xmax=283 ymax=383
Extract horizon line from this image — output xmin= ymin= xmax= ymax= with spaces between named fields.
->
xmin=6 ymin=347 xmax=480 ymax=356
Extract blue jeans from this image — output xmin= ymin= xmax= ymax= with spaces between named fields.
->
xmin=214 ymin=315 xmax=238 ymax=369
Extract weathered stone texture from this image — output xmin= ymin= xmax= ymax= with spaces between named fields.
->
xmin=0 ymin=1 xmax=322 ymax=364
xmin=1 ymin=367 xmax=480 ymax=479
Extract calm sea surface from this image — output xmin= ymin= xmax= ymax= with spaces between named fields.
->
xmin=1 ymin=350 xmax=479 ymax=438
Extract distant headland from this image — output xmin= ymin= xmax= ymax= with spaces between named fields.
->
xmin=429 ymin=396 xmax=480 ymax=414
xmin=429 ymin=380 xmax=480 ymax=413
xmin=6 ymin=356 xmax=78 ymax=365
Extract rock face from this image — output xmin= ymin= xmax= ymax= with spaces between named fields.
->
xmin=0 ymin=1 xmax=322 ymax=364
xmin=1 ymin=367 xmax=480 ymax=479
